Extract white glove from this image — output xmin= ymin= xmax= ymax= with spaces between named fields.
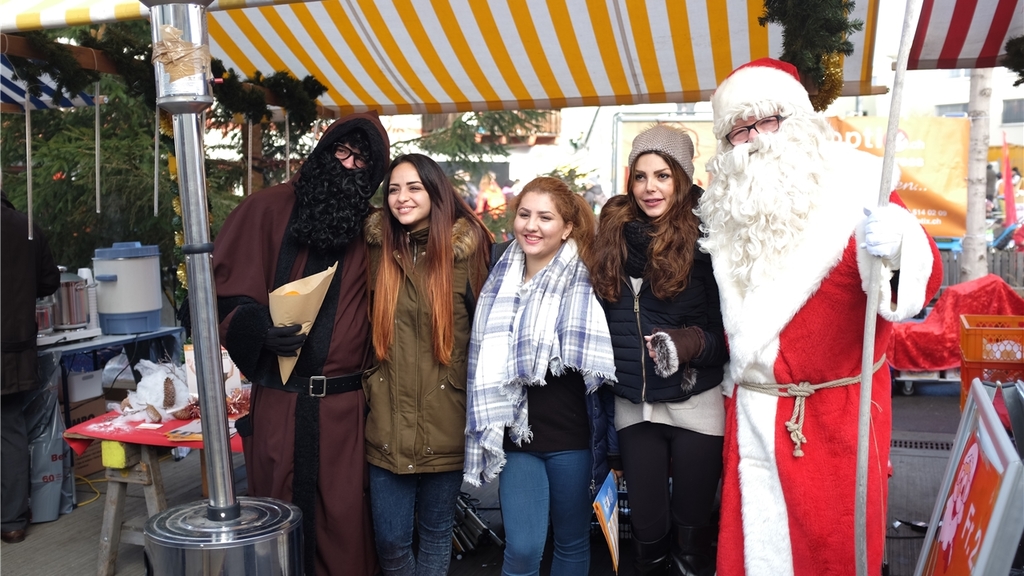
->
xmin=861 ymin=206 xmax=903 ymax=266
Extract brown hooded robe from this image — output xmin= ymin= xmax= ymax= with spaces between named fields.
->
xmin=213 ymin=111 xmax=389 ymax=576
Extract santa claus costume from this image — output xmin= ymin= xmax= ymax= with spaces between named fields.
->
xmin=698 ymin=59 xmax=943 ymax=576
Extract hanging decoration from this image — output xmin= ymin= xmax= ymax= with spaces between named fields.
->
xmin=285 ymin=111 xmax=291 ymax=181
xmin=758 ymin=0 xmax=863 ymax=111
xmin=810 ymin=53 xmax=845 ymax=114
xmin=154 ymin=107 xmax=161 ymax=216
xmin=1006 ymin=36 xmax=1024 ymax=87
xmin=94 ymin=81 xmax=102 ymax=213
xmin=25 ymin=107 xmax=34 ymax=240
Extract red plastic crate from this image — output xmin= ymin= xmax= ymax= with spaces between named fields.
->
xmin=959 ymin=314 xmax=1024 ymax=364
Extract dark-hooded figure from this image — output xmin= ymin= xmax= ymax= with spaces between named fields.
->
xmin=212 ymin=111 xmax=390 ymax=576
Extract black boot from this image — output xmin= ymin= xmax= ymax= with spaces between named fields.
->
xmin=632 ymin=532 xmax=671 ymax=576
xmin=671 ymin=525 xmax=716 ymax=576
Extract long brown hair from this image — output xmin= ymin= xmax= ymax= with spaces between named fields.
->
xmin=509 ymin=177 xmax=596 ymax=265
xmin=591 ymin=151 xmax=700 ymax=301
xmin=372 ymin=154 xmax=492 ymax=365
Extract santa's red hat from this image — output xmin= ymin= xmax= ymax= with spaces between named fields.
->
xmin=711 ymin=58 xmax=813 ymax=141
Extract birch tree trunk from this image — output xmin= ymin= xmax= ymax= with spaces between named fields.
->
xmin=963 ymin=68 xmax=991 ymax=282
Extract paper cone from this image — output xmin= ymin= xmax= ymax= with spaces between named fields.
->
xmin=268 ymin=262 xmax=338 ymax=382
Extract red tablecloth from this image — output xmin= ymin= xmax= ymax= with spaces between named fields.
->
xmin=64 ymin=411 xmax=244 ymax=456
xmin=888 ymin=274 xmax=1024 ymax=371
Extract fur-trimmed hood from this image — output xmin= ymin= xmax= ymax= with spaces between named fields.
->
xmin=364 ymin=210 xmax=479 ymax=261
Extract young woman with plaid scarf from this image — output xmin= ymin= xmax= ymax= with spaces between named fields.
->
xmin=464 ymin=177 xmax=618 ymax=576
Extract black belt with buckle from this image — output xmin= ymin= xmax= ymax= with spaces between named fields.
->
xmin=260 ymin=371 xmax=363 ymax=397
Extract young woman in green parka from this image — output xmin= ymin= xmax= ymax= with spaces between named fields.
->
xmin=363 ymin=153 xmax=492 ymax=576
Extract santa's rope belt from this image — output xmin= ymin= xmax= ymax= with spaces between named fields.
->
xmin=737 ymin=356 xmax=887 ymax=457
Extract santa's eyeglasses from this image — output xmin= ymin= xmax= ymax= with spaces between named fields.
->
xmin=334 ymin=143 xmax=368 ymax=168
xmin=726 ymin=115 xmax=786 ymax=146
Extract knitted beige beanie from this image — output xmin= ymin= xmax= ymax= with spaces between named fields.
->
xmin=628 ymin=125 xmax=695 ymax=180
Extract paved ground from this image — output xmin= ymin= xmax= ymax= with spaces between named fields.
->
xmin=0 ymin=387 xmax=993 ymax=576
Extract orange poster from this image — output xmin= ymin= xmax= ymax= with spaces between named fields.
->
xmin=919 ymin=435 xmax=1003 ymax=574
xmin=827 ymin=116 xmax=969 ymax=238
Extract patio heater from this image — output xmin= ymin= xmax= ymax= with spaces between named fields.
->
xmin=139 ymin=1 xmax=302 ymax=573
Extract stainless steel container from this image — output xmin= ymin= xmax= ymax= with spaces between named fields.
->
xmin=145 ymin=497 xmax=302 ymax=576
xmin=54 ymin=267 xmax=89 ymax=330
xmin=35 ymin=295 xmax=56 ymax=335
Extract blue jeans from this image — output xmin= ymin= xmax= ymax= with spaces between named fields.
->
xmin=368 ymin=465 xmax=463 ymax=576
xmin=498 ymin=449 xmax=593 ymax=576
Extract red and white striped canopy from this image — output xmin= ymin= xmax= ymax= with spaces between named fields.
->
xmin=909 ymin=0 xmax=1023 ymax=69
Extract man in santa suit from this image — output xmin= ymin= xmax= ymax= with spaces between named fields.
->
xmin=697 ymin=58 xmax=943 ymax=575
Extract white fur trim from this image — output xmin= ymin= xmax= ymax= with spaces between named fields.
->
xmin=736 ymin=387 xmax=795 ymax=575
xmin=712 ymin=66 xmax=813 ymax=140
xmin=714 ymin=144 xmax=874 ymax=387
xmin=650 ymin=331 xmax=679 ymax=377
xmin=855 ymin=203 xmax=934 ymax=322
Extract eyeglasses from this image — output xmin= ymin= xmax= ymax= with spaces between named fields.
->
xmin=726 ymin=115 xmax=786 ymax=146
xmin=334 ymin=144 xmax=368 ymax=168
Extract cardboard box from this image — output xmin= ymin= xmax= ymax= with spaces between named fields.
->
xmin=183 ymin=345 xmax=242 ymax=397
xmin=62 ymin=397 xmax=108 ymax=477
xmin=58 ymin=370 xmax=104 ymax=403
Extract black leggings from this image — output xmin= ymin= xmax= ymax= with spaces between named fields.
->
xmin=618 ymin=422 xmax=724 ymax=542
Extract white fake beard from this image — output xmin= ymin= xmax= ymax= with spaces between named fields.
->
xmin=699 ymin=114 xmax=834 ymax=293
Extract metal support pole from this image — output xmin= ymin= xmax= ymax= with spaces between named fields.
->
xmin=173 ymin=111 xmax=238 ymax=520
xmin=143 ymin=0 xmax=238 ymax=522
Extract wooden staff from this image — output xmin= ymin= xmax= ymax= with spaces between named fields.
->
xmin=855 ymin=1 xmax=922 ymax=574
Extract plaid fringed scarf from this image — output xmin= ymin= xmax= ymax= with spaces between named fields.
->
xmin=463 ymin=239 xmax=617 ymax=486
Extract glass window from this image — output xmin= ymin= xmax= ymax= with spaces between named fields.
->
xmin=935 ymin=103 xmax=968 ymax=117
xmin=1002 ymin=99 xmax=1024 ymax=124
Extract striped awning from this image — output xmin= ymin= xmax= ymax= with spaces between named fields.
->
xmin=0 ymin=0 xmax=884 ymax=116
xmin=909 ymin=0 xmax=1023 ymax=69
xmin=1 ymin=53 xmax=97 ymax=110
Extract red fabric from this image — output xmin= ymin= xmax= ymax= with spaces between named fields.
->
xmin=717 ymin=235 xmax=939 ymax=575
xmin=64 ymin=411 xmax=244 ymax=456
xmin=772 ymin=240 xmax=892 ymax=576
xmin=909 ymin=0 xmax=1019 ymax=69
xmin=887 ymin=274 xmax=1024 ymax=371
xmin=728 ymin=57 xmax=801 ymax=82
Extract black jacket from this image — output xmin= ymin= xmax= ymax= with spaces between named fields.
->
xmin=603 ymin=248 xmax=727 ymax=403
xmin=2 ymin=193 xmax=60 ymax=395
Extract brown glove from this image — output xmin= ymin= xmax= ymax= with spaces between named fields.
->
xmin=648 ymin=326 xmax=705 ymax=377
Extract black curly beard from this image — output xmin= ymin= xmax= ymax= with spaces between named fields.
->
xmin=290 ymin=147 xmax=377 ymax=252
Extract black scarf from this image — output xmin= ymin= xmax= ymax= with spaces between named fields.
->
xmin=623 ymin=220 xmax=654 ymax=278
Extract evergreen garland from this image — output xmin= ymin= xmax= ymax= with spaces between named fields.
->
xmin=758 ymin=0 xmax=863 ymax=95
xmin=8 ymin=31 xmax=326 ymax=127
xmin=1006 ymin=36 xmax=1024 ymax=87
xmin=260 ymin=71 xmax=326 ymax=135
xmin=7 ymin=31 xmax=100 ymax=100
xmin=77 ymin=24 xmax=157 ymax=109
xmin=210 ymin=60 xmax=270 ymax=123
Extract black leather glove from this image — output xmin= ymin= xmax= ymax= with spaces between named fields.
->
xmin=264 ymin=324 xmax=306 ymax=357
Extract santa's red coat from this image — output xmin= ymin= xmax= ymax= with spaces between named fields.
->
xmin=711 ymin=154 xmax=943 ymax=575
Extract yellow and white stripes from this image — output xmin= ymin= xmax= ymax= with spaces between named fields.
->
xmin=2 ymin=0 xmax=881 ymax=115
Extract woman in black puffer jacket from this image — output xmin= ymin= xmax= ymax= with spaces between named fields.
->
xmin=591 ymin=125 xmax=728 ymax=576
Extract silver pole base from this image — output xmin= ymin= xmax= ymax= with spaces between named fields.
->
xmin=145 ymin=497 xmax=302 ymax=576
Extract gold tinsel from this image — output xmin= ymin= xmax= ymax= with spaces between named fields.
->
xmin=809 ymin=53 xmax=844 ymax=112
xmin=175 ymin=230 xmax=185 ymax=247
xmin=159 ymin=109 xmax=175 ymax=138
xmin=168 ymin=154 xmax=178 ymax=182
xmin=172 ymin=195 xmax=182 ymax=216
xmin=177 ymin=262 xmax=188 ymax=291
